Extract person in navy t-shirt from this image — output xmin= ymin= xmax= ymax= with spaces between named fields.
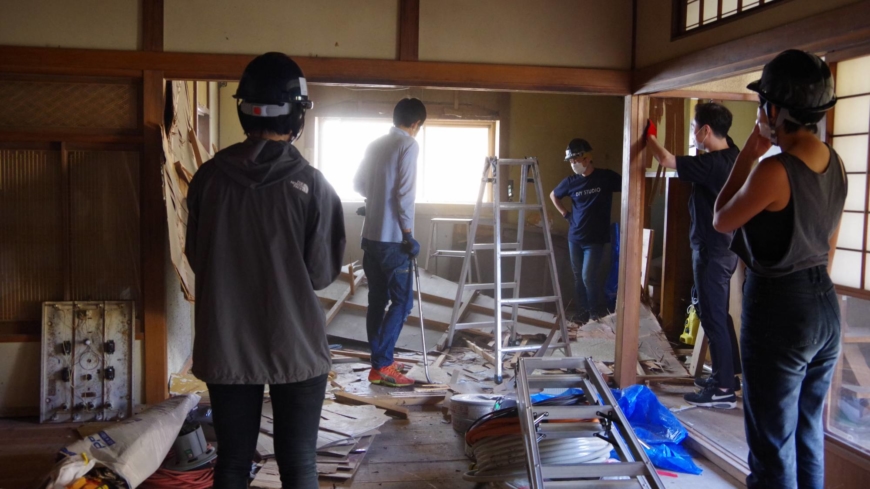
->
xmin=549 ymin=138 xmax=622 ymax=324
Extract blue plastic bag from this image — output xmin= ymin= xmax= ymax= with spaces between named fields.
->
xmin=614 ymin=385 xmax=702 ymax=475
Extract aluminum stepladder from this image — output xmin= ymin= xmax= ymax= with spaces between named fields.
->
xmin=516 ymin=357 xmax=665 ymax=489
xmin=446 ymin=157 xmax=573 ymax=383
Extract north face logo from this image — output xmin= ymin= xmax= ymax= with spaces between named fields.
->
xmin=291 ymin=180 xmax=309 ymax=194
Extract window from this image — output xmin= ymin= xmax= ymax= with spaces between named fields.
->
xmin=315 ymin=117 xmax=497 ymax=203
xmin=830 ymin=55 xmax=870 ymax=292
xmin=826 ymin=54 xmax=870 ymax=457
xmin=672 ymin=0 xmax=789 ymax=38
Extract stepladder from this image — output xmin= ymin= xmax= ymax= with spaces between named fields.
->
xmin=446 ymin=157 xmax=573 ymax=383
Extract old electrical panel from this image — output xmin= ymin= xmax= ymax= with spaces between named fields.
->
xmin=40 ymin=301 xmax=135 ymax=423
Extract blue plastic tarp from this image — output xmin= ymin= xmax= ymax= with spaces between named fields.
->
xmin=614 ymin=385 xmax=702 ymax=474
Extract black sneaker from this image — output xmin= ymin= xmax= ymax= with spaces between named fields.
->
xmin=694 ymin=375 xmax=742 ymax=392
xmin=684 ymin=385 xmax=737 ymax=409
xmin=570 ymin=313 xmax=590 ymax=325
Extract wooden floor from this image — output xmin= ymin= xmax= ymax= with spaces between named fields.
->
xmin=1 ymin=406 xmax=743 ymax=489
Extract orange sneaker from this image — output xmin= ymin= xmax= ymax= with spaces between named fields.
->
xmin=391 ymin=361 xmax=409 ymax=372
xmin=368 ymin=364 xmax=414 ymax=387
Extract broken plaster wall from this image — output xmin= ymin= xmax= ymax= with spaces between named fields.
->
xmin=165 ymin=234 xmax=194 ymax=377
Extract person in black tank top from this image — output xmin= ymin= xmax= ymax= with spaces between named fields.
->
xmin=714 ymin=50 xmax=844 ymax=489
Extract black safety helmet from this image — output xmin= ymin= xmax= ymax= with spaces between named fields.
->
xmin=747 ymin=50 xmax=837 ymax=113
xmin=564 ymin=138 xmax=593 ymax=161
xmin=234 ymin=52 xmax=313 ymax=139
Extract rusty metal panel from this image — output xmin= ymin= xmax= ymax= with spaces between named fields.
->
xmin=40 ymin=301 xmax=134 ymax=423
xmin=0 ymin=149 xmax=64 ymax=323
xmin=0 ymin=79 xmax=138 ymax=130
xmin=69 ymin=150 xmax=140 ymax=305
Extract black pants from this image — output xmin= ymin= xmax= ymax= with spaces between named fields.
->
xmin=693 ymin=249 xmax=741 ymax=389
xmin=207 ymin=374 xmax=328 ymax=489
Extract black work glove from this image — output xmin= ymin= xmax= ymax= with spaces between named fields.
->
xmin=356 ymin=206 xmax=366 ymax=217
xmin=562 ymin=211 xmax=571 ymax=221
xmin=401 ymin=232 xmax=420 ymax=257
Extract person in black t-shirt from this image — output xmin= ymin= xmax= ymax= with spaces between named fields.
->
xmin=645 ymin=102 xmax=742 ymax=409
xmin=549 ymin=138 xmax=622 ymax=324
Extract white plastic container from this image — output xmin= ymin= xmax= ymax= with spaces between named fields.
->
xmin=450 ymin=394 xmax=503 ymax=433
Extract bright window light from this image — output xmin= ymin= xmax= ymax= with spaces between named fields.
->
xmin=315 ymin=118 xmax=495 ymax=203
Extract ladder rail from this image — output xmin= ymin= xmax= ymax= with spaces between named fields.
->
xmin=533 ymin=162 xmax=573 ymax=357
xmin=509 ymin=162 xmax=530 ymax=349
xmin=492 ymin=158 xmax=506 ymax=383
xmin=446 ymin=159 xmax=490 ymax=348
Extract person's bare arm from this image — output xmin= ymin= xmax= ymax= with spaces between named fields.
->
xmin=646 ymin=135 xmax=677 ymax=170
xmin=713 ymin=158 xmax=787 ymax=233
xmin=550 ymin=190 xmax=568 ymax=218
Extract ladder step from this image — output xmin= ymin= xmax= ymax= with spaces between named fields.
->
xmin=497 ymin=203 xmax=542 ymax=211
xmin=537 ymin=421 xmax=604 ymax=438
xmin=526 ymin=374 xmax=588 ymax=388
xmin=501 ymin=296 xmax=559 ymax=305
xmin=455 ymin=320 xmax=514 ymax=330
xmin=464 ymin=282 xmax=517 ymax=290
xmin=430 ymin=217 xmax=472 ymax=223
xmin=544 ymin=480 xmax=646 ymax=488
xmin=541 ymin=462 xmax=648 ymax=480
xmin=473 ymin=242 xmax=519 ymax=250
xmin=495 ymin=159 xmax=537 ymax=166
xmin=501 ymin=344 xmax=546 ymax=353
xmin=499 ymin=203 xmax=543 ymax=211
xmin=500 ymin=249 xmax=551 ymax=257
xmin=536 ymin=405 xmax=612 ymax=421
xmin=430 ymin=250 xmax=470 ymax=258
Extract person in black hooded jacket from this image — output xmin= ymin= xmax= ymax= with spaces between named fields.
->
xmin=185 ymin=53 xmax=345 ymax=489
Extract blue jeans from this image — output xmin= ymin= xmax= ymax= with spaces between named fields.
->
xmin=741 ymin=266 xmax=840 ymax=489
xmin=568 ymin=242 xmax=606 ymax=317
xmin=362 ymin=238 xmax=414 ymax=369
xmin=208 ymin=375 xmax=328 ymax=489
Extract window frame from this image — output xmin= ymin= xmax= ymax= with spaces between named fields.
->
xmin=825 ymin=54 xmax=870 ymax=458
xmin=671 ymin=0 xmax=794 ymax=40
xmin=313 ymin=116 xmax=498 ymax=204
xmin=828 ymin=60 xmax=870 ymax=302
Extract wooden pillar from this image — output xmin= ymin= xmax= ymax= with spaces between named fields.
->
xmin=614 ymin=95 xmax=648 ymax=388
xmin=142 ymin=0 xmax=168 ymax=404
xmin=397 ymin=0 xmax=420 ymax=61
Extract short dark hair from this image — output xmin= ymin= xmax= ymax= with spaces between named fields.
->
xmin=393 ymin=98 xmax=427 ymax=127
xmin=694 ymin=103 xmax=732 ymax=139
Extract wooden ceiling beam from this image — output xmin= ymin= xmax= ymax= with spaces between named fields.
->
xmin=634 ymin=1 xmax=870 ymax=94
xmin=0 ymin=45 xmax=632 ymax=95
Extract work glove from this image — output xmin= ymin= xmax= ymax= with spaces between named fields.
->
xmin=645 ymin=119 xmax=657 ymax=139
xmin=356 ymin=206 xmax=366 ymax=217
xmin=562 ymin=211 xmax=572 ymax=221
xmin=401 ymin=232 xmax=421 ymax=257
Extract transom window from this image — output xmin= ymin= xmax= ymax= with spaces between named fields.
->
xmin=673 ymin=0 xmax=789 ymax=38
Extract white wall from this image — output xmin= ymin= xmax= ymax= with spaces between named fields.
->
xmin=636 ymin=0 xmax=861 ymax=68
xmin=419 ymin=0 xmax=633 ymax=69
xmin=0 ymin=0 xmax=140 ymax=50
xmin=164 ymin=0 xmax=398 ymax=59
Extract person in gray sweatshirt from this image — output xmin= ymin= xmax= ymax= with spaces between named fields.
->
xmin=185 ymin=52 xmax=345 ymax=489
